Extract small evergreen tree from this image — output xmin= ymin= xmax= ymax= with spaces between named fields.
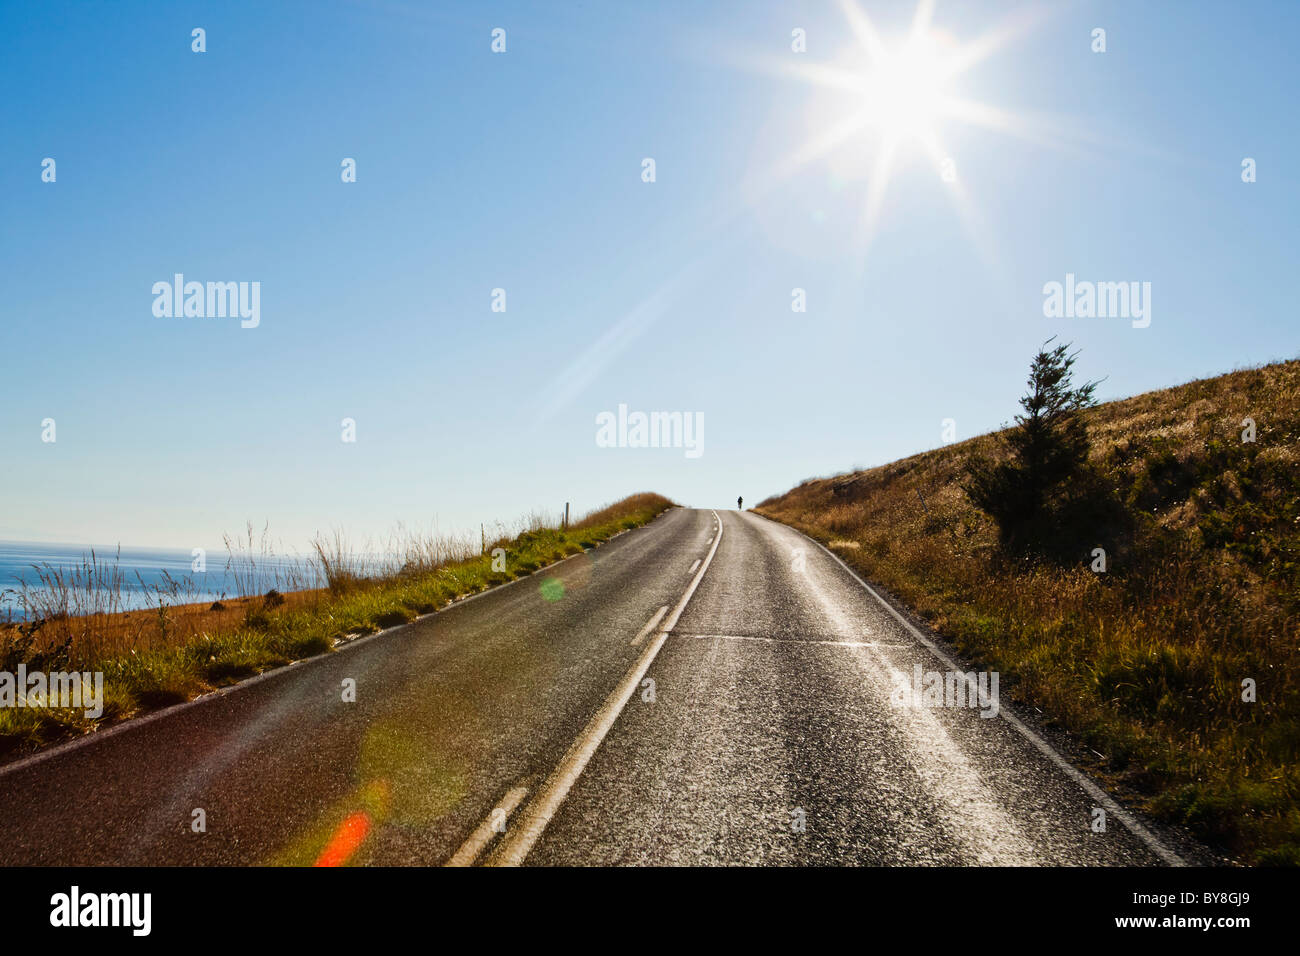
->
xmin=964 ymin=339 xmax=1099 ymax=550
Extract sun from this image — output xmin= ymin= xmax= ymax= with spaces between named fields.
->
xmin=735 ymin=0 xmax=1053 ymax=259
xmin=858 ymin=34 xmax=951 ymax=140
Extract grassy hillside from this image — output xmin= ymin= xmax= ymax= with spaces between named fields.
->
xmin=0 ymin=492 xmax=674 ymax=762
xmin=757 ymin=360 xmax=1299 ymax=864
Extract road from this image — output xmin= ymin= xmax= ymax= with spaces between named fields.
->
xmin=0 ymin=508 xmax=1181 ymax=865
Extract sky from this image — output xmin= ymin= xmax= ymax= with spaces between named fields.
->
xmin=2 ymin=0 xmax=1297 ymax=551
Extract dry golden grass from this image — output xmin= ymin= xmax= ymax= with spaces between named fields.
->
xmin=758 ymin=359 xmax=1300 ymax=864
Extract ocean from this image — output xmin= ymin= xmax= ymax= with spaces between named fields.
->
xmin=0 ymin=541 xmax=318 ymax=621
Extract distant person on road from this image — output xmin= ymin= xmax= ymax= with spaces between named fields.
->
xmin=737 ymin=496 xmax=743 ymax=510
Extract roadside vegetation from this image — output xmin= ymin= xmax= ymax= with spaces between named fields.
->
xmin=757 ymin=356 xmax=1299 ymax=865
xmin=0 ymin=493 xmax=674 ymax=761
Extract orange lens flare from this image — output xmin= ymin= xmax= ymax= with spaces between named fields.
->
xmin=314 ymin=811 xmax=371 ymax=867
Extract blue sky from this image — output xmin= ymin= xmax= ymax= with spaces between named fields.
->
xmin=2 ymin=0 xmax=1296 ymax=550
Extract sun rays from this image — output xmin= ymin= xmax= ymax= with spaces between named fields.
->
xmin=537 ymin=1 xmax=1068 ymax=421
xmin=740 ymin=0 xmax=1062 ymax=262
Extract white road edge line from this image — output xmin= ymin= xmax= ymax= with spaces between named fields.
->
xmin=445 ymin=785 xmax=529 ymax=866
xmin=791 ymin=522 xmax=1187 ymax=867
xmin=630 ymin=606 xmax=669 ymax=647
xmin=688 ymin=558 xmax=701 ymax=574
xmin=486 ymin=510 xmax=724 ymax=866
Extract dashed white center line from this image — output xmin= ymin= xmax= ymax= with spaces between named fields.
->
xmin=630 ymin=605 xmax=669 ymax=647
xmin=689 ymin=558 xmax=701 ymax=574
xmin=445 ymin=784 xmax=529 ymax=866
xmin=486 ymin=510 xmax=725 ymax=866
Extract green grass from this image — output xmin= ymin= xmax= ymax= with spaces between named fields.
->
xmin=0 ymin=493 xmax=674 ymax=762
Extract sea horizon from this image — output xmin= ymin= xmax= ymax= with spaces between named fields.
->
xmin=0 ymin=539 xmax=321 ymax=621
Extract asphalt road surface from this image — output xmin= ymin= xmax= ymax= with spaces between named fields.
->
xmin=0 ymin=508 xmax=1183 ymax=866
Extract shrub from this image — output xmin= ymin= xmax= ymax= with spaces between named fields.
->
xmin=964 ymin=340 xmax=1100 ymax=553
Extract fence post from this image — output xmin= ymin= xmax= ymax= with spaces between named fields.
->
xmin=564 ymin=502 xmax=570 ymax=530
